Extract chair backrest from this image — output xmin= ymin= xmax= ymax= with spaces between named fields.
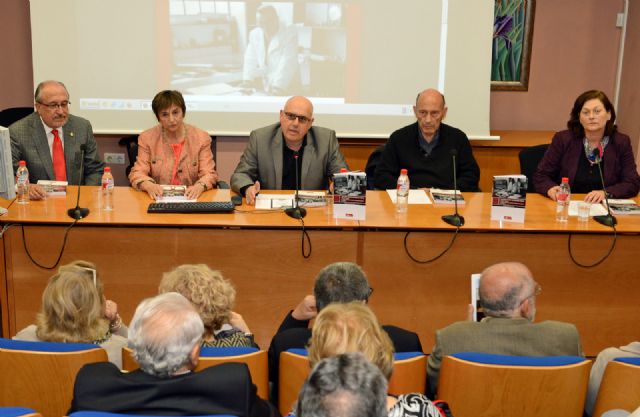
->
xmin=0 ymin=338 xmax=108 ymax=417
xmin=437 ymin=352 xmax=591 ymax=417
xmin=0 ymin=407 xmax=42 ymax=417
xmin=364 ymin=144 xmax=386 ymax=190
xmin=0 ymin=107 xmax=34 ymax=128
xmin=518 ymin=144 xmax=549 ymax=192
xmin=69 ymin=412 xmax=238 ymax=417
xmin=592 ymin=358 xmax=640 ymax=417
xmin=121 ymin=346 xmax=269 ymax=400
xmin=278 ymin=349 xmax=426 ymax=416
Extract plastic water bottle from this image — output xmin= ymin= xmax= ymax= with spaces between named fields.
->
xmin=396 ymin=169 xmax=409 ymax=213
xmin=16 ymin=160 xmax=29 ymax=204
xmin=101 ymin=167 xmax=114 ymax=211
xmin=555 ymin=177 xmax=570 ymax=222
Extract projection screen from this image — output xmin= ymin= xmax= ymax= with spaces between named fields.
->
xmin=30 ymin=0 xmax=494 ymax=138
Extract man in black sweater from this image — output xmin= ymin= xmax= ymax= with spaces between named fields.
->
xmin=374 ymin=89 xmax=480 ymax=191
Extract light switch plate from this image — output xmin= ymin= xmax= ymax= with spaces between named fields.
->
xmin=104 ymin=153 xmax=126 ymax=164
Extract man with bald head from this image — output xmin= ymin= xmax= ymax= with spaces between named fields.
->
xmin=9 ymin=80 xmax=105 ymax=200
xmin=426 ymin=262 xmax=583 ymax=397
xmin=374 ymin=89 xmax=480 ymax=191
xmin=231 ymin=96 xmax=348 ymax=204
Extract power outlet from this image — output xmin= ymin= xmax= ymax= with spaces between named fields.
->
xmin=616 ymin=12 xmax=625 ymax=28
xmin=104 ymin=153 xmax=126 ymax=164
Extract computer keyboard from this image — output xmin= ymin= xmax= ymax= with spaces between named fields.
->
xmin=147 ymin=201 xmax=235 ymax=214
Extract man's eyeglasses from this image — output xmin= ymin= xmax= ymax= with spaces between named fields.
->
xmin=283 ymin=111 xmax=311 ymax=124
xmin=38 ymin=101 xmax=70 ymax=110
xmin=522 ymin=283 xmax=542 ymax=302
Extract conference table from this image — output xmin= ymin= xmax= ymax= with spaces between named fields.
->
xmin=1 ymin=187 xmax=639 ymax=356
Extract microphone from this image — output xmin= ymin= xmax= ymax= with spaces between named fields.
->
xmin=67 ymin=144 xmax=90 ymax=220
xmin=591 ymin=146 xmax=617 ymax=227
xmin=285 ymin=151 xmax=307 ymax=219
xmin=441 ymin=148 xmax=465 ymax=227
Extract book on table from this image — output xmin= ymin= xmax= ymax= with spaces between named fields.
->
xmin=490 ymin=175 xmax=528 ymax=223
xmin=429 ymin=188 xmax=464 ymax=205
xmin=605 ymin=199 xmax=640 ymax=215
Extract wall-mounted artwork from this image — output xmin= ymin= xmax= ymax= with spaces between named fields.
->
xmin=491 ymin=0 xmax=536 ymax=91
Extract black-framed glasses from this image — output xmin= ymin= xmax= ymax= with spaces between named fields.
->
xmin=38 ymin=101 xmax=70 ymax=110
xmin=283 ymin=111 xmax=311 ymax=124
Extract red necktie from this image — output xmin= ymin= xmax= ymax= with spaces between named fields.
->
xmin=52 ymin=129 xmax=67 ymax=181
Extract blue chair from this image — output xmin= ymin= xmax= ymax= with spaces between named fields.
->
xmin=437 ymin=352 xmax=591 ymax=417
xmin=122 ymin=346 xmax=268 ymax=400
xmin=0 ymin=407 xmax=42 ymax=417
xmin=278 ymin=349 xmax=426 ymax=415
xmin=0 ymin=338 xmax=108 ymax=417
xmin=592 ymin=357 xmax=640 ymax=417
xmin=69 ymin=412 xmax=237 ymax=417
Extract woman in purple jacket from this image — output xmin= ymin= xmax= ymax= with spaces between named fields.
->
xmin=534 ymin=90 xmax=640 ymax=203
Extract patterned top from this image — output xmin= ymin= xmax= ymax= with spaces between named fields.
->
xmin=201 ymin=329 xmax=256 ymax=348
xmin=388 ymin=393 xmax=442 ymax=417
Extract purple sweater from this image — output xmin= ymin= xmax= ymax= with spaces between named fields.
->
xmin=533 ymin=130 xmax=640 ymax=198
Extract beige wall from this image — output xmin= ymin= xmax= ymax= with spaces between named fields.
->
xmin=1 ymin=1 xmax=636 ymax=184
xmin=616 ymin=0 xmax=640 ymax=165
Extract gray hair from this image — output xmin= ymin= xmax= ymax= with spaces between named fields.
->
xmin=314 ymin=262 xmax=370 ymax=311
xmin=34 ymin=80 xmax=69 ymax=102
xmin=479 ymin=262 xmax=533 ymax=318
xmin=128 ymin=292 xmax=204 ymax=377
xmin=296 ymin=353 xmax=388 ymax=417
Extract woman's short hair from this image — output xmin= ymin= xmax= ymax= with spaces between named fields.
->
xmin=159 ymin=264 xmax=235 ymax=332
xmin=151 ymin=90 xmax=186 ymax=120
xmin=567 ymin=90 xmax=617 ymax=138
xmin=36 ymin=261 xmax=108 ymax=343
xmin=307 ymin=302 xmax=394 ymax=380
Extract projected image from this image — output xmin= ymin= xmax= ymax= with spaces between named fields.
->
xmin=169 ymin=0 xmax=347 ymax=98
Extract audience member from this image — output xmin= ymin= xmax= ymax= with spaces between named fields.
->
xmin=534 ymin=89 xmax=640 ymax=203
xmin=296 ymin=353 xmax=388 ymax=417
xmin=374 ymin=89 xmax=480 ymax=191
xmin=13 ymin=260 xmax=127 ymax=368
xmin=159 ymin=264 xmax=256 ymax=348
xmin=128 ymin=90 xmax=218 ymax=200
xmin=9 ymin=80 xmax=105 ymax=200
xmin=427 ymin=261 xmax=583 ymax=397
xmin=69 ymin=292 xmax=277 ymax=417
xmin=231 ymin=96 xmax=348 ymax=204
xmin=268 ymin=262 xmax=422 ymax=395
xmin=307 ymin=302 xmax=441 ymax=417
xmin=585 ymin=341 xmax=640 ymax=416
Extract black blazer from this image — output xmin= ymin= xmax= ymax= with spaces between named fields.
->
xmin=267 ymin=311 xmax=423 ymax=403
xmin=69 ymin=361 xmax=279 ymax=417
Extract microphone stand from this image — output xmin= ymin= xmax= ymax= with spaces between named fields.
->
xmin=67 ymin=144 xmax=90 ymax=220
xmin=285 ymin=152 xmax=307 ymax=219
xmin=593 ymin=152 xmax=616 ymax=227
xmin=442 ymin=150 xmax=465 ymax=227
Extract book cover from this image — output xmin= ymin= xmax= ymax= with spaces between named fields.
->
xmin=333 ymin=171 xmax=366 ymax=220
xmin=37 ymin=180 xmax=68 ymax=196
xmin=606 ymin=199 xmax=640 ymax=215
xmin=429 ymin=188 xmax=465 ymax=205
xmin=491 ymin=175 xmax=527 ymax=223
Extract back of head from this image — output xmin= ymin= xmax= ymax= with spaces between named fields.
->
xmin=479 ymin=262 xmax=535 ymax=319
xmin=296 ymin=352 xmax=388 ymax=417
xmin=159 ymin=264 xmax=235 ymax=333
xmin=308 ymin=302 xmax=394 ymax=380
xmin=36 ymin=266 xmax=107 ymax=343
xmin=128 ymin=292 xmax=204 ymax=377
xmin=313 ymin=262 xmax=370 ymax=311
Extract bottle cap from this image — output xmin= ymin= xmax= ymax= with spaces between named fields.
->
xmin=105 ymin=167 xmax=111 ymax=172
xmin=400 ymin=169 xmax=408 ymax=175
xmin=340 ymin=168 xmax=348 ymax=173
xmin=19 ymin=160 xmax=26 ymax=166
xmin=561 ymin=177 xmax=569 ymax=183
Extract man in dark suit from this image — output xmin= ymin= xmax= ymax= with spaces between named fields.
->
xmin=231 ymin=96 xmax=348 ymax=204
xmin=427 ymin=262 xmax=584 ymax=398
xmin=69 ymin=292 xmax=277 ymax=417
xmin=268 ymin=262 xmax=423 ymax=401
xmin=374 ymin=89 xmax=480 ymax=191
xmin=9 ymin=80 xmax=104 ymax=200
